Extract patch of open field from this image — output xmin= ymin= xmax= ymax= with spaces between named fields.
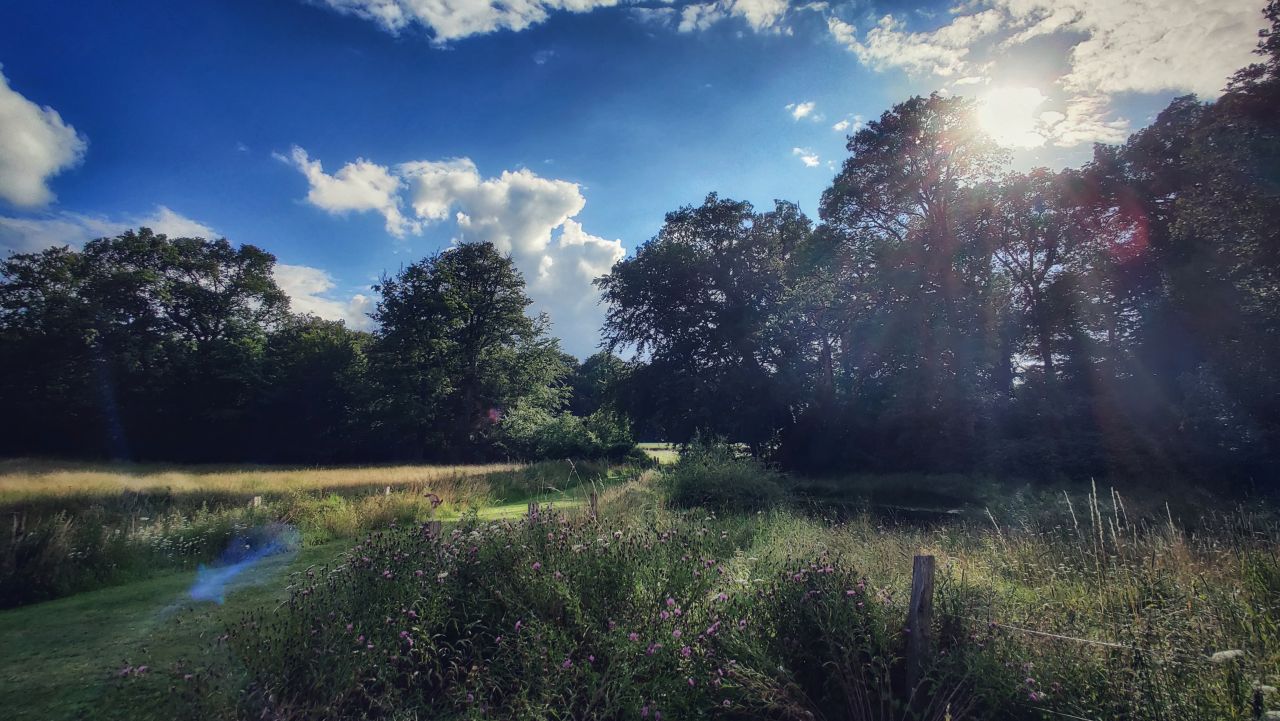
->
xmin=0 ymin=458 xmax=634 ymax=608
xmin=3 ymin=454 xmax=1279 ymax=721
xmin=0 ymin=458 xmax=521 ymax=501
xmin=637 ymin=442 xmax=679 ymax=465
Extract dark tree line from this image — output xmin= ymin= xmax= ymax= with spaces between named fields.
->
xmin=0 ymin=233 xmax=628 ymax=463
xmin=598 ymin=2 xmax=1280 ymax=483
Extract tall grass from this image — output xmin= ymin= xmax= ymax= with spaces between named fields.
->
xmin=161 ymin=478 xmax=1280 ymax=720
xmin=0 ymin=460 xmax=621 ymax=608
xmin=0 ymin=458 xmax=519 ymax=501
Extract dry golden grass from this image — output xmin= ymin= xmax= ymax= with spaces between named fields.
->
xmin=0 ymin=458 xmax=521 ymax=501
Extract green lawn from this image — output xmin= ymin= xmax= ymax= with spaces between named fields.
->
xmin=0 ymin=541 xmax=345 ymax=721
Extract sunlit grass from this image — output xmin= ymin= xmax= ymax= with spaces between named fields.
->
xmin=0 ymin=457 xmax=520 ymax=501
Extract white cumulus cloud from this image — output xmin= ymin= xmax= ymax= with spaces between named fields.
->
xmin=829 ymin=10 xmax=1004 ymax=78
xmin=832 ymin=114 xmax=864 ymax=133
xmin=677 ymin=0 xmax=792 ymax=33
xmin=0 ymin=206 xmax=217 ymax=254
xmin=785 ymin=100 xmax=817 ymax=120
xmin=314 ymin=0 xmax=621 ymax=42
xmin=0 ymin=69 xmax=87 ymax=208
xmin=280 ymin=146 xmax=418 ymax=238
xmin=283 ymin=147 xmax=623 ymax=356
xmin=273 ymin=263 xmax=375 ymax=330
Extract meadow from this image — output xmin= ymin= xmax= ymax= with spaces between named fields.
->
xmin=0 ymin=458 xmax=626 ymax=607
xmin=1 ymin=450 xmax=1277 ymax=721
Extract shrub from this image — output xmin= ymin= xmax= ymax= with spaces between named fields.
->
xmin=665 ymin=438 xmax=785 ymax=512
xmin=497 ymin=405 xmax=637 ymax=460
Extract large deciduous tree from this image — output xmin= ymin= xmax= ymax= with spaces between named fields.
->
xmin=369 ymin=242 xmax=568 ymax=460
xmin=597 ymin=195 xmax=803 ymax=449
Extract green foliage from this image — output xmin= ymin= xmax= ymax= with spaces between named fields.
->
xmin=664 ymin=438 xmax=785 ymax=512
xmin=0 ymin=234 xmax=577 ymax=464
xmin=369 ymin=242 xmax=571 ymax=460
xmin=596 ymin=36 xmax=1280 ymax=482
xmin=496 ymin=405 xmax=636 ymax=460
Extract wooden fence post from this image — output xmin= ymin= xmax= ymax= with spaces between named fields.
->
xmin=906 ymin=554 xmax=936 ymax=698
xmin=588 ymin=492 xmax=598 ymax=520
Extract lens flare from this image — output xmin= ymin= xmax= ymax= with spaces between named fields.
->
xmin=189 ymin=523 xmax=300 ymax=604
xmin=976 ymin=87 xmax=1048 ymax=148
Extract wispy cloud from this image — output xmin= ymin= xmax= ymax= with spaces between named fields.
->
xmin=826 ymin=0 xmax=1266 ymax=146
xmin=791 ymin=147 xmax=821 ymax=167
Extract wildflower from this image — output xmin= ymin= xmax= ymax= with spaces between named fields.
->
xmin=1210 ymin=649 xmax=1245 ymax=663
xmin=562 ymin=658 xmax=573 ymax=669
xmin=672 ymin=629 xmax=682 ymax=639
xmin=532 ymin=562 xmax=542 ymax=571
xmin=666 ymin=597 xmax=676 ymax=607
xmin=660 ymin=610 xmax=670 ymax=620
xmin=687 ymin=677 xmax=695 ymax=687
xmin=681 ymin=646 xmax=692 ymax=658
xmin=717 ymin=592 xmax=727 ymax=602
xmin=629 ymin=632 xmax=640 ymax=641
xmin=467 ymin=693 xmax=475 ymax=703
xmin=345 ymin=623 xmax=353 ymax=632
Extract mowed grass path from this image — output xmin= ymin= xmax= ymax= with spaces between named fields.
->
xmin=0 ymin=542 xmax=342 ymax=720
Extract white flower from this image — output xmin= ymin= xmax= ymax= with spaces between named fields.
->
xmin=1209 ymin=650 xmax=1245 ymax=663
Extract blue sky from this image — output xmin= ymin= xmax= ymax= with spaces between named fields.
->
xmin=0 ymin=0 xmax=1267 ymax=356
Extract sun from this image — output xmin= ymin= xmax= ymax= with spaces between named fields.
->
xmin=976 ymin=86 xmax=1049 ymax=149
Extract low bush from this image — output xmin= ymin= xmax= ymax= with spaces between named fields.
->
xmin=497 ymin=406 xmax=637 ymax=461
xmin=665 ymin=439 xmax=785 ymax=512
